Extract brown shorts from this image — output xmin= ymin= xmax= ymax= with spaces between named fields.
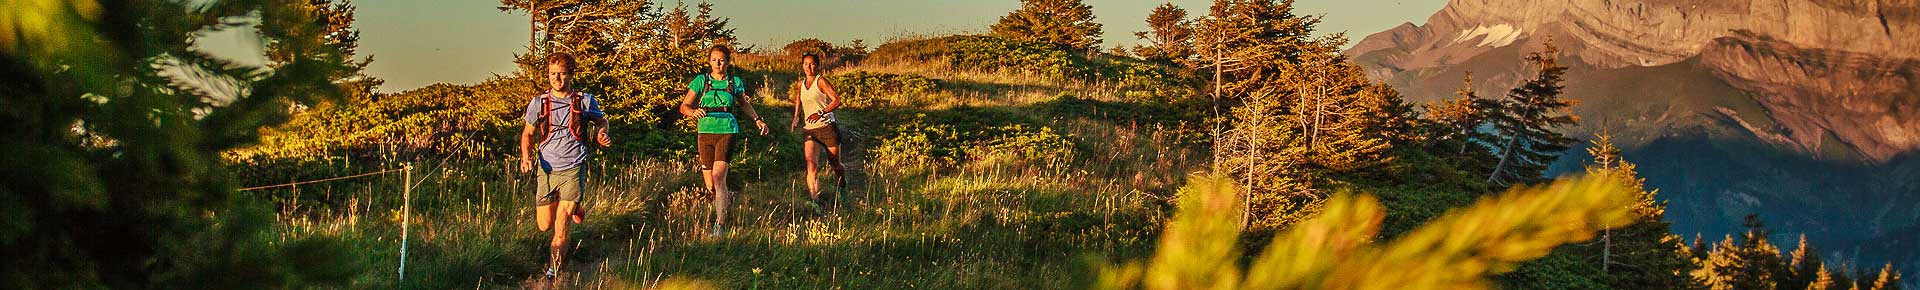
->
xmin=696 ymin=133 xmax=735 ymax=170
xmin=803 ymin=124 xmax=841 ymax=148
xmin=535 ymin=167 xmax=583 ymax=206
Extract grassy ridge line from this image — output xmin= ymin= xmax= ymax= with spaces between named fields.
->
xmin=250 ymin=45 xmax=1211 ymax=288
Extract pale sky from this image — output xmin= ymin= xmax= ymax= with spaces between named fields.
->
xmin=199 ymin=0 xmax=1447 ymax=93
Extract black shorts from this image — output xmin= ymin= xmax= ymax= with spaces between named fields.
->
xmin=803 ymin=124 xmax=841 ymax=148
xmin=696 ymin=133 xmax=735 ymax=170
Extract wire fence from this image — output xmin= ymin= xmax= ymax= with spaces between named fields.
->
xmin=236 ymin=163 xmax=419 ymax=283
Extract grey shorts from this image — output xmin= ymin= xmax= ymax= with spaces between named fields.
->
xmin=535 ymin=167 xmax=584 ymax=206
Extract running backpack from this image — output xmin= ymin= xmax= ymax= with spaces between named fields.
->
xmin=697 ymin=74 xmax=737 ymax=107
xmin=534 ymin=92 xmax=595 ymax=148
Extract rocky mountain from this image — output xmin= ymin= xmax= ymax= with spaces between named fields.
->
xmin=1348 ymin=0 xmax=1920 ymax=274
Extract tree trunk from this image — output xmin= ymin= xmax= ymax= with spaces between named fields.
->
xmin=1487 ymin=134 xmax=1518 ymax=184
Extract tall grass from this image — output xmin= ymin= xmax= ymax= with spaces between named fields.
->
xmin=245 ymin=36 xmax=1219 ymax=288
xmin=251 ymin=101 xmax=1206 ymax=288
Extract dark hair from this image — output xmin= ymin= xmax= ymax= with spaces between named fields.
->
xmin=546 ymin=51 xmax=576 ymax=72
xmin=708 ymin=45 xmax=733 ymax=60
xmin=800 ymin=53 xmax=820 ymax=64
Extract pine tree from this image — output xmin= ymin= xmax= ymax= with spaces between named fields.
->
xmin=268 ymin=0 xmax=383 ymax=99
xmin=1587 ymin=132 xmax=1663 ymax=218
xmin=1869 ymin=262 xmax=1901 ymax=290
xmin=1194 ymin=0 xmax=1413 ymax=229
xmin=1718 ymin=215 xmax=1788 ymax=290
xmin=1133 ymin=3 xmax=1194 ymax=63
xmin=659 ymin=2 xmax=737 ymax=49
xmin=251 ymin=0 xmax=391 ymax=158
xmin=1485 ymin=40 xmax=1579 ymax=185
xmin=3 ymin=0 xmax=360 ymax=287
xmin=1811 ymin=263 xmax=1837 ymax=290
xmin=1698 ymin=235 xmax=1739 ymax=289
xmin=1839 ymin=266 xmax=1861 ymax=290
xmin=1693 ymin=233 xmax=1712 ymax=260
xmin=499 ymin=0 xmax=737 ymax=125
xmin=991 ymin=0 xmax=1104 ymax=51
xmin=1189 ymin=0 xmax=1322 ymax=100
xmin=1423 ymin=72 xmax=1499 ymax=158
xmin=1575 ymin=133 xmax=1703 ymax=289
xmin=1786 ymin=234 xmax=1825 ymax=289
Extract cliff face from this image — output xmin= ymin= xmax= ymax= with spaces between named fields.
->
xmin=1349 ymin=0 xmax=1920 ymax=163
xmin=1701 ymin=32 xmax=1920 ymax=161
xmin=1353 ymin=0 xmax=1919 ymax=70
xmin=1349 ymin=0 xmax=1920 ymax=273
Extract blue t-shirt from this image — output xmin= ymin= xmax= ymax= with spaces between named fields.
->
xmin=523 ymin=92 xmax=605 ymax=171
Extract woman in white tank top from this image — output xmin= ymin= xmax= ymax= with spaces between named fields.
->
xmin=789 ymin=53 xmax=847 ymax=210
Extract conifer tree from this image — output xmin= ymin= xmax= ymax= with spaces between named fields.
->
xmin=269 ymin=0 xmax=383 ymax=99
xmin=1699 ymin=235 xmax=1739 ymax=289
xmin=659 ymin=2 xmax=737 ymax=49
xmin=1869 ymin=262 xmax=1901 ymax=290
xmin=1809 ymin=263 xmax=1837 ymax=290
xmin=1485 ymin=41 xmax=1579 ymax=185
xmin=1576 ymin=133 xmax=1702 ymax=289
xmin=3 ymin=0 xmax=362 ymax=287
xmin=991 ymin=0 xmax=1103 ymax=51
xmin=1423 ymin=73 xmax=1499 ymax=158
xmin=1133 ymin=3 xmax=1193 ymax=63
xmin=1192 ymin=0 xmax=1412 ymax=229
xmin=498 ymin=0 xmax=737 ymax=124
xmin=1786 ymin=234 xmax=1826 ymax=289
xmin=1710 ymin=215 xmax=1789 ymax=290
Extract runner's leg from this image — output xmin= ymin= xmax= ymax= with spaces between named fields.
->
xmin=711 ymin=161 xmax=731 ymax=230
xmin=803 ymin=138 xmax=820 ymax=200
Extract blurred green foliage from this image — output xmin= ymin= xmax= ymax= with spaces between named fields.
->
xmin=2 ymin=0 xmax=370 ymax=287
xmin=1098 ymin=173 xmax=1637 ymax=290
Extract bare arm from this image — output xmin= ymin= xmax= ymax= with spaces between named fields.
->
xmin=739 ymin=95 xmax=764 ymax=124
xmin=819 ymin=78 xmax=843 ymax=113
xmin=790 ymin=81 xmax=804 ymax=129
xmin=677 ymin=89 xmax=703 ymax=118
xmin=738 ymin=87 xmax=768 ymax=135
xmin=519 ymin=122 xmax=538 ymax=172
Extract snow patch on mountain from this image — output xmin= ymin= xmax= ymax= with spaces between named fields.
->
xmin=1451 ymin=24 xmax=1523 ymax=47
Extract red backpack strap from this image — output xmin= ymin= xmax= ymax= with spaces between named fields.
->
xmin=535 ymin=92 xmax=552 ymax=148
xmin=567 ymin=92 xmax=584 ymax=141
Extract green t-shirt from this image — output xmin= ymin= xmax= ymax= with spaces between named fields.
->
xmin=690 ymin=74 xmax=746 ymax=134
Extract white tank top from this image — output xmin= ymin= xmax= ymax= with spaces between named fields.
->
xmin=798 ymin=76 xmax=835 ymax=129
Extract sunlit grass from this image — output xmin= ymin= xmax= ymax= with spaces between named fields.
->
xmin=254 ymin=106 xmax=1202 ymax=288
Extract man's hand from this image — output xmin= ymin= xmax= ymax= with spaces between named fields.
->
xmin=519 ymin=158 xmax=533 ymax=173
xmin=755 ymin=120 xmax=770 ymax=136
xmin=596 ymin=127 xmax=612 ymax=146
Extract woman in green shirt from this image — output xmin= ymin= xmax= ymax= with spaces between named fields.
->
xmin=677 ymin=45 xmax=769 ymax=237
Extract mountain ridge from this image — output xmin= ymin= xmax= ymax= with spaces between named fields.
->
xmin=1347 ymin=0 xmax=1920 ymax=278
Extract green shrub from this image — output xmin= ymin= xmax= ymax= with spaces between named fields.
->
xmin=871 ymin=113 xmax=966 ymax=166
xmin=829 ymin=71 xmax=941 ymax=108
xmin=870 ymin=113 xmax=1076 ymax=167
xmin=869 ymin=35 xmax=1092 ymax=80
xmin=983 ymin=123 xmax=1075 ymax=162
xmin=1093 ymin=56 xmax=1196 ymax=102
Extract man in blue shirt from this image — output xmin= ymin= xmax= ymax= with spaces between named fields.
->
xmin=518 ymin=52 xmax=610 ymax=280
